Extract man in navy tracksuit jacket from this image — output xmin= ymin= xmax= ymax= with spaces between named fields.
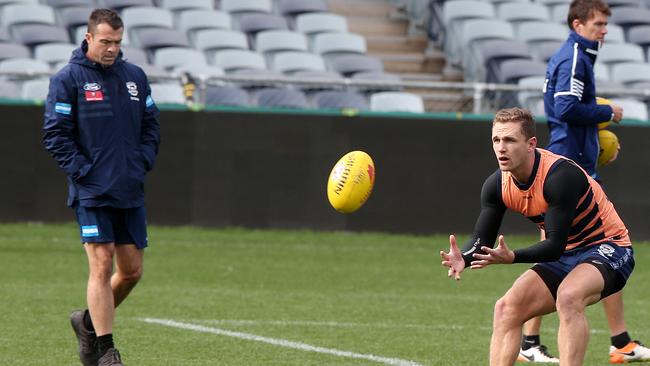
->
xmin=543 ymin=15 xmax=622 ymax=180
xmin=43 ymin=9 xmax=159 ymax=366
xmin=519 ymin=0 xmax=650 ymax=364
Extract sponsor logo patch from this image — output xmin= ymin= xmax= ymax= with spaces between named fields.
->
xmin=83 ymin=82 xmax=101 ymax=91
xmin=81 ymin=225 xmax=99 ymax=237
xmin=126 ymin=81 xmax=138 ymax=96
xmin=85 ymin=90 xmax=104 ymax=101
xmin=146 ymin=95 xmax=154 ymax=107
xmin=54 ymin=102 xmax=71 ymax=115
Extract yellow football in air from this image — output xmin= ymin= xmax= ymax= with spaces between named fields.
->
xmin=327 ymin=151 xmax=375 ymax=214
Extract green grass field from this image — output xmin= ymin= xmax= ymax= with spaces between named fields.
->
xmin=1 ymin=223 xmax=648 ymax=365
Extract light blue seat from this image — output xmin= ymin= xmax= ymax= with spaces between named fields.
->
xmin=369 ymin=91 xmax=424 ymax=113
xmin=153 ymin=47 xmax=207 ymax=70
xmin=270 ymin=51 xmax=325 ymax=74
xmin=1 ymin=4 xmax=56 ymax=28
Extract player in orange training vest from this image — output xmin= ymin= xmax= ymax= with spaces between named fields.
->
xmin=440 ymin=108 xmax=635 ymax=366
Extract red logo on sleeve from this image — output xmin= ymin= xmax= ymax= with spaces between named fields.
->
xmin=85 ymin=90 xmax=104 ymax=101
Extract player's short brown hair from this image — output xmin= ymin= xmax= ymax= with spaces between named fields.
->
xmin=493 ymin=108 xmax=536 ymax=140
xmin=87 ymin=8 xmax=123 ymax=34
xmin=567 ymin=0 xmax=610 ymax=30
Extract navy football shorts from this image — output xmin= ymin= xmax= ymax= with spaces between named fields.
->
xmin=73 ymin=205 xmax=148 ymax=249
xmin=532 ymin=243 xmax=634 ymax=300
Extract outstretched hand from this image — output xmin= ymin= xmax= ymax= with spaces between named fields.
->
xmin=440 ymin=234 xmax=465 ymax=280
xmin=470 ymin=235 xmax=515 ymax=269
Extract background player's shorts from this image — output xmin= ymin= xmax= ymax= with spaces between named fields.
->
xmin=73 ymin=205 xmax=148 ymax=249
xmin=532 ymin=243 xmax=634 ymax=300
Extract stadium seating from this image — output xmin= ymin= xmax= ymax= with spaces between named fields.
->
xmin=0 ymin=42 xmax=29 ymax=61
xmin=294 ymin=12 xmax=347 ymax=37
xmin=1 ymin=4 xmax=56 ymax=29
xmin=369 ymin=91 xmax=424 ymax=113
xmin=20 ymin=77 xmax=49 ymax=100
xmin=158 ymin=0 xmax=213 ymax=12
xmin=33 ymin=42 xmax=75 ymax=66
xmin=204 ymin=85 xmax=251 ymax=106
xmin=150 ymin=82 xmax=185 ymax=104
xmin=277 ymin=0 xmax=327 ymax=18
xmin=611 ymin=97 xmax=649 ymax=120
xmin=153 ymin=47 xmax=207 ymax=70
xmin=609 ymin=6 xmax=650 ymax=35
xmin=627 ymin=25 xmax=650 ymax=59
xmin=253 ymin=87 xmax=309 ymax=109
xmin=99 ymin=0 xmax=154 ymax=11
xmin=11 ymin=24 xmax=70 ymax=47
xmin=0 ymin=58 xmax=50 ymax=75
xmin=176 ymin=10 xmax=232 ymax=38
xmin=610 ymin=62 xmax=650 ymax=86
xmin=46 ymin=0 xmax=94 ymax=8
xmin=173 ymin=64 xmax=224 ymax=79
xmin=312 ymin=90 xmax=368 ymax=110
xmin=270 ymin=51 xmax=326 ymax=74
xmin=211 ymin=49 xmax=267 ymax=72
xmin=221 ymin=0 xmax=272 ymax=15
xmin=466 ymin=39 xmax=531 ymax=82
xmin=329 ymin=54 xmax=383 ymax=77
xmin=312 ymin=32 xmax=367 ymax=57
xmin=121 ymin=46 xmax=149 ymax=65
xmin=0 ymin=78 xmax=19 ymax=98
xmin=254 ymin=30 xmax=308 ymax=57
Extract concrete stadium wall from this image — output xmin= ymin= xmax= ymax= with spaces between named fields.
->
xmin=3 ymin=104 xmax=650 ymax=240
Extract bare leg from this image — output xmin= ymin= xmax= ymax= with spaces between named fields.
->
xmin=490 ymin=270 xmax=555 ymax=366
xmin=85 ymin=243 xmax=116 ymax=336
xmin=603 ymin=291 xmax=626 ymax=337
xmin=523 ymin=316 xmax=543 ymax=337
xmin=556 ymin=264 xmax=604 ymax=366
xmin=111 ymin=244 xmax=143 ymax=307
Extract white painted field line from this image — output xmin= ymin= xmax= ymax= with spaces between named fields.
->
xmin=141 ymin=318 xmax=423 ymax=366
xmin=197 ymin=319 xmax=608 ymax=334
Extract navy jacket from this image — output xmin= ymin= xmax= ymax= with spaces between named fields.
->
xmin=43 ymin=41 xmax=160 ymax=208
xmin=543 ymin=31 xmax=612 ymax=179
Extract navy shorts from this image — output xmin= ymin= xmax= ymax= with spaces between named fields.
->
xmin=532 ymin=243 xmax=634 ymax=300
xmin=73 ymin=205 xmax=148 ymax=249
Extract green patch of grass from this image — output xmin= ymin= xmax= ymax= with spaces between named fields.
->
xmin=1 ymin=223 xmax=648 ymax=365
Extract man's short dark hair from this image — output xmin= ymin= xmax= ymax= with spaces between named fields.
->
xmin=87 ymin=8 xmax=123 ymax=34
xmin=493 ymin=108 xmax=537 ymax=139
xmin=567 ymin=0 xmax=611 ymax=30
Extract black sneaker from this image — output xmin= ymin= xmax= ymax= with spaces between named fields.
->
xmin=98 ymin=348 xmax=124 ymax=366
xmin=70 ymin=309 xmax=100 ymax=366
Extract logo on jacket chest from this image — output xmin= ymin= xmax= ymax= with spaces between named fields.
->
xmin=126 ymin=81 xmax=139 ymax=101
xmin=83 ymin=82 xmax=103 ymax=101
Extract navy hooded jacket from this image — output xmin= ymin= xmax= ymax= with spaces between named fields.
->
xmin=543 ymin=31 xmax=612 ymax=179
xmin=43 ymin=40 xmax=160 ymax=208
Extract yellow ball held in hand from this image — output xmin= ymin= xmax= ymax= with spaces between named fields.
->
xmin=327 ymin=151 xmax=375 ymax=214
xmin=596 ymin=97 xmax=613 ymax=129
xmin=598 ymin=129 xmax=619 ymax=167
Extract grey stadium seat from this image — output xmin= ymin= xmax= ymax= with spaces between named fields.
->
xmin=11 ymin=24 xmax=70 ymax=47
xmin=220 ymin=0 xmax=272 ymax=14
xmin=153 ymin=47 xmax=207 ymax=70
xmin=598 ymin=43 xmax=645 ymax=66
xmin=610 ymin=98 xmax=648 ymax=120
xmin=177 ymin=10 xmax=231 ymax=37
xmin=270 ymin=51 xmax=325 ymax=74
xmin=291 ymin=70 xmax=344 ymax=91
xmin=496 ymin=2 xmax=550 ymax=25
xmin=0 ymin=42 xmax=30 ymax=61
xmin=99 ymin=0 xmax=154 ymax=11
xmin=294 ymin=12 xmax=347 ymax=36
xmin=150 ymin=82 xmax=185 ymax=104
xmin=205 ymin=85 xmax=250 ymax=107
xmin=195 ymin=29 xmax=249 ymax=63
xmin=0 ymin=58 xmax=51 ymax=75
xmin=254 ymin=87 xmax=309 ymax=109
xmin=211 ymin=49 xmax=267 ymax=72
xmin=159 ymin=0 xmax=212 ymax=12
xmin=550 ymin=4 xmax=569 ymax=23
xmin=121 ymin=46 xmax=149 ymax=65
xmin=352 ymin=72 xmax=402 ymax=92
xmin=497 ymin=58 xmax=547 ymax=84
xmin=1 ymin=4 xmax=56 ymax=28
xmin=312 ymin=90 xmax=368 ymax=110
xmin=57 ymin=6 xmax=94 ymax=41
xmin=0 ymin=26 xmax=11 ymax=42
xmin=455 ymin=19 xmax=514 ymax=66
xmin=312 ymin=32 xmax=366 ymax=56
xmin=330 ymin=54 xmax=383 ymax=76
xmin=0 ymin=78 xmax=19 ymax=98
xmin=236 ymin=13 xmax=288 ymax=35
xmin=369 ymin=91 xmax=424 ymax=113
xmin=604 ymin=24 xmax=626 ymax=44
xmin=255 ymin=30 xmax=308 ymax=56
xmin=466 ymin=39 xmax=531 ymax=82
xmin=20 ymin=77 xmax=50 ymax=100
xmin=531 ymin=41 xmax=564 ymax=62
xmin=609 ymin=6 xmax=650 ymax=34
xmin=45 ymin=0 xmax=95 ymax=8
xmin=121 ymin=6 xmax=174 ymax=30
xmin=610 ymin=62 xmax=650 ymax=86
xmin=277 ymin=0 xmax=327 ymax=17
xmin=517 ymin=21 xmax=567 ymax=45
xmin=442 ymin=0 xmax=496 ymax=64
xmin=627 ymin=25 xmax=650 ymax=58
xmin=133 ymin=28 xmax=189 ymax=51
xmin=33 ymin=42 xmax=75 ymax=65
